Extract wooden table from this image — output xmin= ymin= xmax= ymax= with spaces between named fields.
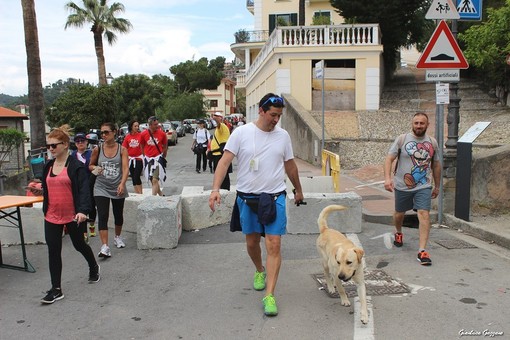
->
xmin=0 ymin=195 xmax=43 ymax=273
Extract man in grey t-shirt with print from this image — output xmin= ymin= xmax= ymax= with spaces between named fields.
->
xmin=383 ymin=112 xmax=441 ymax=265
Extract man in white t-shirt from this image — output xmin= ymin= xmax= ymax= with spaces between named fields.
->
xmin=208 ymin=93 xmax=304 ymax=317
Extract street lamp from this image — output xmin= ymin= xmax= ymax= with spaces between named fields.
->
xmin=106 ymin=72 xmax=114 ymax=85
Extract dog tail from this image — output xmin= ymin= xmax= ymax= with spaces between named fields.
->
xmin=318 ymin=205 xmax=347 ymax=233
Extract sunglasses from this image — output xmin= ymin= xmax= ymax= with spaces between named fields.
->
xmin=260 ymin=96 xmax=284 ymax=108
xmin=46 ymin=142 xmax=64 ymax=149
xmin=100 ymin=130 xmax=112 ymax=135
xmin=75 ymin=139 xmax=87 ymax=143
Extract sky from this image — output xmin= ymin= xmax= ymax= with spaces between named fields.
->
xmin=0 ymin=0 xmax=252 ymax=96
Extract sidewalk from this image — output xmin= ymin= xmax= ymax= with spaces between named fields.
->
xmin=294 ymin=158 xmax=510 ymax=250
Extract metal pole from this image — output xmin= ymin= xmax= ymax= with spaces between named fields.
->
xmin=446 ymin=19 xmax=460 ymax=149
xmin=321 ymin=60 xmax=325 ymax=152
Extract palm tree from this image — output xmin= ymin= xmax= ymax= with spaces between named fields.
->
xmin=64 ymin=0 xmax=132 ymax=85
xmin=21 ymin=0 xmax=46 ymax=150
xmin=299 ymin=0 xmax=305 ymax=25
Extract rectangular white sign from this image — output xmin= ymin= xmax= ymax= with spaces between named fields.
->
xmin=426 ymin=69 xmax=460 ymax=82
xmin=436 ymin=83 xmax=450 ymax=104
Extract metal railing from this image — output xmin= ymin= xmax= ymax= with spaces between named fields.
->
xmin=234 ymin=30 xmax=269 ymax=44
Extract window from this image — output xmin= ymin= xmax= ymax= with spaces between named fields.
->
xmin=209 ymin=100 xmax=218 ymax=107
xmin=269 ymin=13 xmax=298 ymax=34
xmin=313 ymin=11 xmax=331 ymax=25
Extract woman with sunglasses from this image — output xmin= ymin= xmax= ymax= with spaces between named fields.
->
xmin=90 ymin=122 xmax=129 ymax=258
xmin=40 ymin=125 xmax=100 ymax=304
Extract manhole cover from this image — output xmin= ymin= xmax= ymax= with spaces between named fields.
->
xmin=362 ymin=195 xmax=390 ymax=201
xmin=312 ymin=269 xmax=410 ymax=298
xmin=435 ymin=239 xmax=477 ymax=249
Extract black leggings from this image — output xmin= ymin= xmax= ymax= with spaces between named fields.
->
xmin=94 ymin=196 xmax=125 ymax=231
xmin=45 ymin=220 xmax=97 ymax=289
xmin=212 ymin=155 xmax=230 ymax=190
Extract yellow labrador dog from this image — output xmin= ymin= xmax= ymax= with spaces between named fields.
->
xmin=316 ymin=205 xmax=368 ymax=324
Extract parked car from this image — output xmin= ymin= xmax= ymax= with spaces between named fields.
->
xmin=170 ymin=120 xmax=186 ymax=137
xmin=161 ymin=122 xmax=178 ymax=146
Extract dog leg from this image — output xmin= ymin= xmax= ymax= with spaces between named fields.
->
xmin=334 ymin=276 xmax=351 ymax=307
xmin=354 ymin=275 xmax=368 ymax=324
xmin=323 ymin=263 xmax=336 ymax=295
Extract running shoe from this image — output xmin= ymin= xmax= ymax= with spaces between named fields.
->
xmin=89 ymin=264 xmax=101 ymax=283
xmin=98 ymin=244 xmax=111 ymax=258
xmin=89 ymin=225 xmax=96 ymax=237
xmin=253 ymin=269 xmax=266 ymax=291
xmin=417 ymin=250 xmax=432 ymax=265
xmin=262 ymin=294 xmax=278 ymax=316
xmin=394 ymin=232 xmax=403 ymax=247
xmin=41 ymin=288 xmax=64 ymax=304
xmin=114 ymin=236 xmax=125 ymax=248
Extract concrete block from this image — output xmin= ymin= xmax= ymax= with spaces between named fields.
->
xmin=181 ymin=186 xmax=204 ymax=195
xmin=114 ymin=193 xmax=149 ymax=233
xmin=137 ymin=195 xmax=182 ymax=250
xmin=286 ymin=176 xmax=335 ymax=193
xmin=0 ymin=203 xmax=44 ymax=246
xmin=286 ymin=192 xmax=362 ymax=234
xmin=181 ymin=188 xmax=236 ymax=230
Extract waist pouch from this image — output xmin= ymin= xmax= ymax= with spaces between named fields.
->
xmin=237 ymin=191 xmax=286 ymax=225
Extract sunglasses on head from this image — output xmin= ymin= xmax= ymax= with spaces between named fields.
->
xmin=100 ymin=130 xmax=112 ymax=135
xmin=260 ymin=96 xmax=284 ymax=108
xmin=46 ymin=142 xmax=64 ymax=149
xmin=148 ymin=116 xmax=158 ymax=122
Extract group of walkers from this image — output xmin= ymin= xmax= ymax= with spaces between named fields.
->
xmin=39 ymin=93 xmax=440 ymax=321
xmin=40 ymin=116 xmax=168 ymax=304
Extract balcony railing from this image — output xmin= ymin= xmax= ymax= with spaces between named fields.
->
xmin=234 ymin=30 xmax=270 ymax=44
xmin=242 ymin=24 xmax=380 ymax=82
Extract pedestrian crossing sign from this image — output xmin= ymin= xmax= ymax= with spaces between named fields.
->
xmin=416 ymin=20 xmax=469 ymax=69
xmin=456 ymin=0 xmax=482 ymax=20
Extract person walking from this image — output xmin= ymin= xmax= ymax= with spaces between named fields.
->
xmin=40 ymin=125 xmax=100 ymax=304
xmin=90 ymin=122 xmax=129 ymax=258
xmin=208 ymin=93 xmax=304 ymax=316
xmin=210 ymin=112 xmax=231 ymax=190
xmin=383 ymin=112 xmax=441 ymax=265
xmin=191 ymin=119 xmax=209 ymax=173
xmin=71 ymin=132 xmax=97 ymax=240
xmin=122 ymin=120 xmax=144 ymax=194
xmin=140 ymin=116 xmax=168 ymax=196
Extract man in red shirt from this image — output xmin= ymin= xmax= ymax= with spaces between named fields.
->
xmin=140 ymin=116 xmax=168 ymax=196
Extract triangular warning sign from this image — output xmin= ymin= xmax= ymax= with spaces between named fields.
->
xmin=457 ymin=0 xmax=477 ymax=14
xmin=426 ymin=0 xmax=460 ymax=20
xmin=416 ymin=20 xmax=469 ymax=69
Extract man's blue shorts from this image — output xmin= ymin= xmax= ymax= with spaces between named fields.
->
xmin=236 ymin=194 xmax=287 ymax=235
xmin=395 ymin=187 xmax=432 ymax=212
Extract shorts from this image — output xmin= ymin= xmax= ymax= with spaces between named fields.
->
xmin=236 ymin=194 xmax=287 ymax=235
xmin=395 ymin=187 xmax=432 ymax=212
xmin=147 ymin=159 xmax=160 ymax=181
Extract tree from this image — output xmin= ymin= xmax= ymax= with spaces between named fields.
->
xmin=330 ymin=0 xmax=433 ymax=76
xmin=170 ymin=57 xmax=225 ymax=93
xmin=0 ymin=128 xmax=27 ymax=173
xmin=21 ymin=0 xmax=46 ymax=151
xmin=299 ymin=0 xmax=305 ymax=26
xmin=166 ymin=92 xmax=205 ymax=121
xmin=459 ymin=0 xmax=510 ymax=100
xmin=64 ymin=0 xmax=132 ymax=85
xmin=48 ymin=84 xmax=117 ymax=131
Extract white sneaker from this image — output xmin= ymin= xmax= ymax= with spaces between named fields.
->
xmin=114 ymin=236 xmax=125 ymax=248
xmin=98 ymin=244 xmax=111 ymax=258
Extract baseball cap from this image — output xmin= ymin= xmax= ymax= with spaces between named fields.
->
xmin=213 ymin=112 xmax=223 ymax=117
xmin=74 ymin=133 xmax=87 ymax=141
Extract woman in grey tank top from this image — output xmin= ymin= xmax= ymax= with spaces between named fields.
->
xmin=89 ymin=122 xmax=129 ymax=258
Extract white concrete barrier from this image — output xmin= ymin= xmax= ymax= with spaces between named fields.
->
xmin=286 ymin=191 xmax=362 ymax=234
xmin=286 ymin=176 xmax=335 ymax=193
xmin=181 ymin=188 xmax=236 ymax=231
xmin=137 ymin=195 xmax=182 ymax=249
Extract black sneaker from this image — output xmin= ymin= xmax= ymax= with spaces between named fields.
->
xmin=41 ymin=288 xmax=64 ymax=304
xmin=89 ymin=264 xmax=101 ymax=283
xmin=196 ymin=169 xmax=200 ymax=173
xmin=394 ymin=232 xmax=403 ymax=247
xmin=417 ymin=251 xmax=432 ymax=266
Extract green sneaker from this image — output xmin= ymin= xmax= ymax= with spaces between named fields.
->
xmin=262 ymin=294 xmax=278 ymax=316
xmin=253 ymin=269 xmax=266 ymax=291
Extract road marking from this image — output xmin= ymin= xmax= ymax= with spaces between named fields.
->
xmin=371 ymin=232 xmax=393 ymax=249
xmin=348 ymin=234 xmax=375 ymax=340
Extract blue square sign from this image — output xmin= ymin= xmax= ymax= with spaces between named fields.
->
xmin=456 ymin=0 xmax=482 ymax=20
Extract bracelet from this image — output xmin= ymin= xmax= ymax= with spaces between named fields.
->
xmin=211 ymin=189 xmax=220 ymax=192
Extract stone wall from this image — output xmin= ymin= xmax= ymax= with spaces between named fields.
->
xmin=471 ymin=145 xmax=510 ymax=215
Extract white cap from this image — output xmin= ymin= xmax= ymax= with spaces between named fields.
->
xmin=213 ymin=112 xmax=223 ymax=117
